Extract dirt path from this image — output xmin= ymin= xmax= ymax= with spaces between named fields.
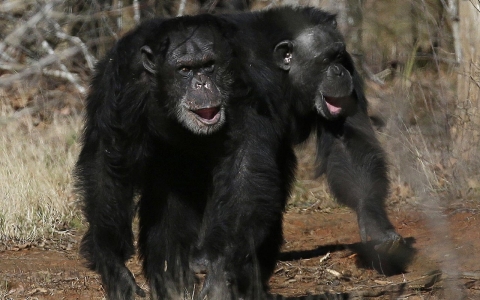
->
xmin=2 ymin=205 xmax=480 ymax=299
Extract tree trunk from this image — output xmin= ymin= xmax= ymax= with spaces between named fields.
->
xmin=453 ymin=1 xmax=480 ymax=166
xmin=344 ymin=0 xmax=363 ymax=59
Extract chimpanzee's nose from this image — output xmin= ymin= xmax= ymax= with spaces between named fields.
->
xmin=330 ymin=64 xmax=344 ymax=76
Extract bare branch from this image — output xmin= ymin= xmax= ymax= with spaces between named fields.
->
xmin=116 ymin=0 xmax=123 ymax=30
xmin=50 ymin=21 xmax=96 ymax=70
xmin=0 ymin=46 xmax=81 ymax=88
xmin=0 ymin=0 xmax=36 ymax=14
xmin=177 ymin=0 xmax=187 ymax=16
xmin=46 ymin=6 xmax=135 ymax=23
xmin=0 ymin=62 xmax=27 ymax=72
xmin=133 ymin=0 xmax=140 ymax=24
xmin=362 ymin=62 xmax=385 ymax=85
xmin=443 ymin=0 xmax=462 ymax=64
xmin=0 ymin=1 xmax=57 ymax=48
xmin=40 ymin=40 xmax=86 ymax=94
xmin=0 ymin=1 xmax=63 ymax=64
xmin=42 ymin=68 xmax=81 ymax=82
xmin=469 ymin=0 xmax=480 ymax=13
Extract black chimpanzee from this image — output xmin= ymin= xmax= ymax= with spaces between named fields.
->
xmin=75 ymin=15 xmax=244 ymax=299
xmin=192 ymin=6 xmax=403 ymax=298
xmin=271 ymin=7 xmax=401 ymax=247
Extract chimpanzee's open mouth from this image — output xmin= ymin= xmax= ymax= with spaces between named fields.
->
xmin=324 ymin=96 xmax=343 ymax=116
xmin=192 ymin=106 xmax=221 ymax=125
xmin=315 ymin=93 xmax=352 ymax=120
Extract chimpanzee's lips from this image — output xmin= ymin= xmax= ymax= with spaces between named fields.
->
xmin=324 ymin=96 xmax=342 ymax=115
xmin=192 ymin=106 xmax=221 ymax=125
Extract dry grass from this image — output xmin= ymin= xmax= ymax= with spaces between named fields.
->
xmin=0 ymin=113 xmax=82 ymax=242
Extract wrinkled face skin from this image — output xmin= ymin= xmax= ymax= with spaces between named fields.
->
xmin=142 ymin=24 xmax=233 ymax=135
xmin=286 ymin=25 xmax=355 ymax=119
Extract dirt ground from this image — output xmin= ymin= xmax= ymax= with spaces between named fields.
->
xmin=1 ymin=203 xmax=480 ymax=300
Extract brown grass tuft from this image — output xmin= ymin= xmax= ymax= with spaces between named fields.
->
xmin=0 ymin=113 xmax=82 ymax=242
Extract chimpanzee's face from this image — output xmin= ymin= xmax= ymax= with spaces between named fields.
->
xmin=142 ymin=24 xmax=233 ymax=135
xmin=292 ymin=26 xmax=354 ymax=119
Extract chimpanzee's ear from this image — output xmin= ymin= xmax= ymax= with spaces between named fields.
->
xmin=141 ymin=45 xmax=156 ymax=74
xmin=273 ymin=40 xmax=293 ymax=71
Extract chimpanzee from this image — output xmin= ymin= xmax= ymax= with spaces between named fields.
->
xmin=74 ymin=15 xmax=245 ymax=299
xmin=192 ymin=6 xmax=403 ymax=298
xmin=270 ymin=7 xmax=401 ymax=248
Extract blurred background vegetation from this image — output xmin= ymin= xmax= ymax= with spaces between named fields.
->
xmin=0 ymin=0 xmax=479 ymax=242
